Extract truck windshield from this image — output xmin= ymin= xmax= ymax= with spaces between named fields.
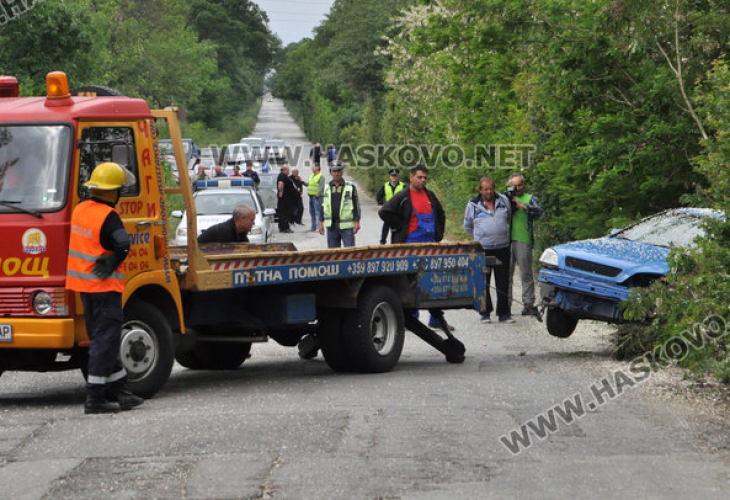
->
xmin=0 ymin=125 xmax=71 ymax=213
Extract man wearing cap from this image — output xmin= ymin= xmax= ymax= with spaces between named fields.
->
xmin=66 ymin=162 xmax=144 ymax=414
xmin=319 ymin=160 xmax=361 ymax=247
xmin=376 ymin=168 xmax=406 ymax=244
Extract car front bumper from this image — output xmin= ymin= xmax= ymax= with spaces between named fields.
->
xmin=539 ymin=268 xmax=628 ymax=322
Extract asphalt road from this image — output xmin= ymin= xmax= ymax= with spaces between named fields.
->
xmin=1 ymin=96 xmax=729 ymax=500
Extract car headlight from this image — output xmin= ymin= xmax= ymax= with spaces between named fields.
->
xmin=177 ymin=226 xmax=187 ymax=238
xmin=249 ymin=225 xmax=263 ymax=235
xmin=539 ymin=248 xmax=559 ymax=268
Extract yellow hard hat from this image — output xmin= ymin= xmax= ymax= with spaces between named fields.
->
xmin=84 ymin=162 xmax=131 ymax=190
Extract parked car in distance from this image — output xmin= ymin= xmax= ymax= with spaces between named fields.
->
xmin=160 ymin=138 xmax=199 ymax=181
xmin=171 ymin=179 xmax=276 ymax=245
xmin=538 ymin=208 xmax=720 ymax=339
xmin=240 ymin=137 xmax=266 ymax=161
xmin=221 ymin=143 xmax=254 ymax=168
xmin=264 ymin=138 xmax=289 ymax=164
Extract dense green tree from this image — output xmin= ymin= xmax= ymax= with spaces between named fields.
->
xmin=0 ymin=0 xmax=96 ymax=95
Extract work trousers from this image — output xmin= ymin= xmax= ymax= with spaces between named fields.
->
xmin=309 ymin=196 xmax=322 ymax=230
xmin=509 ymin=240 xmax=536 ymax=308
xmin=483 ymin=246 xmax=511 ymax=318
xmin=81 ymin=291 xmax=127 ymax=397
xmin=326 ymin=225 xmax=355 ymax=248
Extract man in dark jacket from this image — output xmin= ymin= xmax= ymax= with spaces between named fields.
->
xmin=379 ymin=164 xmax=451 ymax=330
xmin=379 ymin=164 xmax=445 ymax=244
xmin=198 ymin=204 xmax=255 ymax=244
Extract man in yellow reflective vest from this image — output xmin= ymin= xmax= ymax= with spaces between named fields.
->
xmin=319 ymin=160 xmax=361 ymax=247
xmin=66 ymin=162 xmax=144 ymax=414
xmin=306 ymin=164 xmax=325 ymax=231
xmin=376 ymin=168 xmax=405 ymax=244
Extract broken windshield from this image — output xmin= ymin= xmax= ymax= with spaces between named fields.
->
xmin=0 ymin=125 xmax=72 ymax=213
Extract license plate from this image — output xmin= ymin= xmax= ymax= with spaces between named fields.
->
xmin=0 ymin=324 xmax=12 ymax=342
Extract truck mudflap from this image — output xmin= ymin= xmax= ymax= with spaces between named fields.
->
xmin=404 ymin=310 xmax=466 ymax=363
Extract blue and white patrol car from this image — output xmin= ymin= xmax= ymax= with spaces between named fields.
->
xmin=171 ymin=178 xmax=276 ymax=245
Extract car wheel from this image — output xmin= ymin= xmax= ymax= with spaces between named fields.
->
xmin=546 ymin=308 xmax=578 ymax=338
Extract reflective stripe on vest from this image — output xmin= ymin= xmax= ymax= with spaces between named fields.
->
xmin=384 ymin=181 xmax=405 ymax=202
xmin=307 ymin=172 xmax=322 ymax=197
xmin=322 ymin=182 xmax=355 ymax=229
xmin=66 ymin=200 xmax=125 ymax=293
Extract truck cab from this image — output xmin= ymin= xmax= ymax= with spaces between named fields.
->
xmin=0 ymin=72 xmax=185 ymax=397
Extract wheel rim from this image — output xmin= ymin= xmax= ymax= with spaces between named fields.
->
xmin=370 ymin=301 xmax=398 ymax=356
xmin=120 ymin=321 xmax=158 ymax=379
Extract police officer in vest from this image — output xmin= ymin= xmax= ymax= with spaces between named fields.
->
xmin=306 ymin=164 xmax=325 ymax=231
xmin=319 ymin=160 xmax=361 ymax=247
xmin=66 ymin=162 xmax=144 ymax=414
xmin=376 ymin=168 xmax=406 ymax=244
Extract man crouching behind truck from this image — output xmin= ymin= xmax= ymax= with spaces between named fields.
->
xmin=66 ymin=162 xmax=144 ymax=414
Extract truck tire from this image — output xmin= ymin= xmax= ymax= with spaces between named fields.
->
xmin=546 ymin=308 xmax=578 ymax=338
xmin=122 ymin=300 xmax=175 ymax=398
xmin=342 ymin=286 xmax=405 ymax=373
xmin=318 ymin=308 xmax=353 ymax=372
xmin=175 ymin=350 xmax=206 ymax=370
xmin=195 ymin=342 xmax=252 ymax=369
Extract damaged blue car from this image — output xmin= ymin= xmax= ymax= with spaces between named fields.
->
xmin=538 ymin=208 xmax=717 ymax=338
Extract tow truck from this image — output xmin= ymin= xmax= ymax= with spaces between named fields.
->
xmin=0 ymin=72 xmax=489 ymax=398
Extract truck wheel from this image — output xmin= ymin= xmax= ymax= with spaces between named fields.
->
xmin=318 ymin=308 xmax=353 ymax=372
xmin=175 ymin=350 xmax=206 ymax=370
xmin=546 ymin=308 xmax=578 ymax=338
xmin=195 ymin=342 xmax=252 ymax=369
xmin=343 ymin=286 xmax=405 ymax=373
xmin=122 ymin=300 xmax=175 ymax=398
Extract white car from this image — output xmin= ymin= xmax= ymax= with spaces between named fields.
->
xmin=222 ymin=143 xmax=254 ymax=167
xmin=171 ymin=181 xmax=276 ymax=245
xmin=239 ymin=137 xmax=266 ymax=161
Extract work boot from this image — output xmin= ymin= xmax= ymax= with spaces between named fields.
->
xmin=107 ymin=388 xmax=144 ymax=411
xmin=84 ymin=395 xmax=120 ymax=414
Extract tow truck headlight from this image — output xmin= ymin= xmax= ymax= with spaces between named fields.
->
xmin=539 ymin=248 xmax=559 ymax=269
xmin=249 ymin=225 xmax=263 ymax=235
xmin=33 ymin=291 xmax=54 ymax=315
xmin=177 ymin=226 xmax=187 ymax=239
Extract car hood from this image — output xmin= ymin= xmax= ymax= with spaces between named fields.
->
xmin=553 ymin=237 xmax=670 ymax=281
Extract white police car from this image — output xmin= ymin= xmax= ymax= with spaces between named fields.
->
xmin=171 ymin=178 xmax=276 ymax=245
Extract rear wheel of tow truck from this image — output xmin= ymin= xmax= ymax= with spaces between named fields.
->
xmin=545 ymin=307 xmax=578 ymax=338
xmin=342 ymin=286 xmax=405 ymax=373
xmin=195 ymin=342 xmax=252 ymax=369
xmin=318 ymin=308 xmax=354 ymax=372
xmin=121 ymin=300 xmax=175 ymax=398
